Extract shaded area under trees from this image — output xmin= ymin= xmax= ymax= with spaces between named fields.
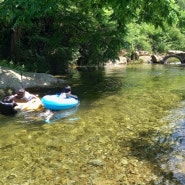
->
xmin=0 ymin=0 xmax=183 ymax=74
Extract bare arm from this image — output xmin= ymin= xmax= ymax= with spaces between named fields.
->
xmin=66 ymin=93 xmax=78 ymax=99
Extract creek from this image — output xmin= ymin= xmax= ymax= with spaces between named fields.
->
xmin=0 ymin=64 xmax=185 ymax=184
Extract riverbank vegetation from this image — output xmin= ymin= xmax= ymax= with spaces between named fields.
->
xmin=0 ymin=0 xmax=185 ymax=74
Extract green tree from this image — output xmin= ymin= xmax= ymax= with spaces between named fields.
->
xmin=176 ymin=0 xmax=185 ymax=10
xmin=0 ymin=0 xmax=181 ymax=73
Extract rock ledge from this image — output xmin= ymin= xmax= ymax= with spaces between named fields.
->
xmin=0 ymin=67 xmax=64 ymax=91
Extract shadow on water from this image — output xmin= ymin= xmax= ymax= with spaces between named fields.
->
xmin=117 ymin=101 xmax=185 ymax=184
xmin=68 ymin=69 xmax=124 ymax=101
xmin=119 ymin=129 xmax=180 ymax=184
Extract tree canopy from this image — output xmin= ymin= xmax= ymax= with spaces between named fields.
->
xmin=0 ymin=0 xmax=182 ymax=74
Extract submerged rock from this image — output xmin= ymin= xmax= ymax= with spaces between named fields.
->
xmin=88 ymin=159 xmax=104 ymax=166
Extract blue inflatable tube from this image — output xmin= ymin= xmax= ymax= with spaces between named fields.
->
xmin=41 ymin=95 xmax=79 ymax=111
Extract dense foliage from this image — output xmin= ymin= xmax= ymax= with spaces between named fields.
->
xmin=0 ymin=0 xmax=183 ymax=74
xmin=125 ymin=22 xmax=185 ymax=53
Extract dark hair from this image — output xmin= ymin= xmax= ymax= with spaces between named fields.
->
xmin=18 ymin=88 xmax=25 ymax=94
xmin=64 ymin=85 xmax=71 ymax=93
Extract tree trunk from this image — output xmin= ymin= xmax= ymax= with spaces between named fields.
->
xmin=10 ymin=27 xmax=21 ymax=62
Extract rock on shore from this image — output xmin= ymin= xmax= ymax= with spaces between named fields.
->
xmin=0 ymin=66 xmax=64 ymax=91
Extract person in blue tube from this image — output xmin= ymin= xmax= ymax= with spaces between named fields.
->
xmin=59 ymin=85 xmax=78 ymax=99
xmin=42 ymin=85 xmax=78 ymax=123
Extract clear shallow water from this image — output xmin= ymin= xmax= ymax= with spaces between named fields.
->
xmin=0 ymin=64 xmax=185 ymax=184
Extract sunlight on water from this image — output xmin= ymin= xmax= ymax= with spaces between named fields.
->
xmin=0 ymin=64 xmax=185 ymax=184
xmin=158 ymin=101 xmax=185 ymax=184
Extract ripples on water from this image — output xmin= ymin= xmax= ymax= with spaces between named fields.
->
xmin=0 ymin=64 xmax=185 ymax=184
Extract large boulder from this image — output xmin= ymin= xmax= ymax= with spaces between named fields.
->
xmin=0 ymin=66 xmax=64 ymax=91
xmin=151 ymin=55 xmax=164 ymax=63
xmin=105 ymin=56 xmax=127 ymax=66
xmin=139 ymin=56 xmax=152 ymax=63
xmin=115 ymin=56 xmax=127 ymax=64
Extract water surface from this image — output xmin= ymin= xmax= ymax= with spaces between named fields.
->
xmin=0 ymin=64 xmax=185 ymax=184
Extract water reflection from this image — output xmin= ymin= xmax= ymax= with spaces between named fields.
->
xmin=0 ymin=64 xmax=185 ymax=184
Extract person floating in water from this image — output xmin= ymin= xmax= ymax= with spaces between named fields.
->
xmin=59 ymin=85 xmax=78 ymax=99
xmin=13 ymin=88 xmax=38 ymax=103
xmin=2 ymin=88 xmax=37 ymax=103
xmin=42 ymin=85 xmax=78 ymax=123
xmin=12 ymin=89 xmax=38 ymax=103
xmin=4 ymin=88 xmax=43 ymax=111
